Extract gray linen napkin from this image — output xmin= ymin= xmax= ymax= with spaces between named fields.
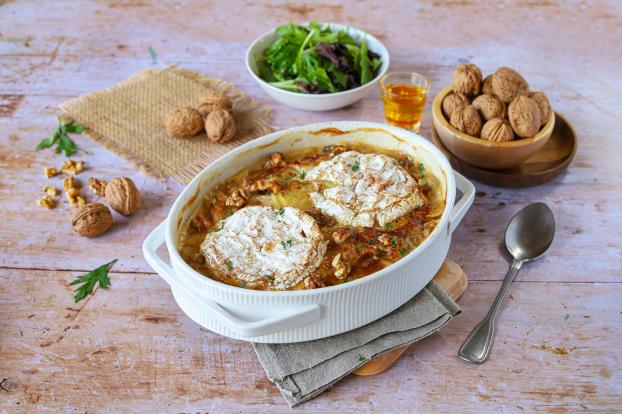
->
xmin=253 ymin=281 xmax=461 ymax=406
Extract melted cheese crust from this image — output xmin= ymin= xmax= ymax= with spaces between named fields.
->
xmin=200 ymin=206 xmax=327 ymax=289
xmin=306 ymin=151 xmax=423 ymax=227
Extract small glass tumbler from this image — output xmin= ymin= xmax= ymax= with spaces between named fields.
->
xmin=380 ymin=72 xmax=431 ymax=133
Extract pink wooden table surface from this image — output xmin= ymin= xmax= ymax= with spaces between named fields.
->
xmin=1 ymin=1 xmax=621 ymax=412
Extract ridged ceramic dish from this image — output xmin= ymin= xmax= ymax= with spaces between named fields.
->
xmin=245 ymin=23 xmax=390 ymax=111
xmin=143 ymin=121 xmax=474 ymax=343
xmin=432 ymin=86 xmax=555 ymax=170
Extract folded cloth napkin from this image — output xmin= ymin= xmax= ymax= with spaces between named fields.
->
xmin=253 ymin=281 xmax=461 ymax=406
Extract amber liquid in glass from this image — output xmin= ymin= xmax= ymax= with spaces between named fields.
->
xmin=382 ymin=84 xmax=428 ymax=131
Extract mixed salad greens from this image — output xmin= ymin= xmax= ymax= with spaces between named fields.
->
xmin=258 ymin=22 xmax=383 ymax=94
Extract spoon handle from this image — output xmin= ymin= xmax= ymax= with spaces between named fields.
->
xmin=458 ymin=259 xmax=523 ymax=363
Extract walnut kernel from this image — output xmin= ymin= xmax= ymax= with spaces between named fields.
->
xmin=61 ymin=160 xmax=84 ymax=175
xmin=205 ymin=109 xmax=236 ymax=143
xmin=332 ymin=253 xmax=351 ymax=279
xmin=36 ymin=195 xmax=56 ymax=209
xmin=332 ymin=228 xmax=352 ymax=244
xmin=88 ymin=177 xmax=108 ymax=196
xmin=44 ymin=167 xmax=58 ymax=178
xmin=105 ymin=177 xmax=142 ymax=216
xmin=225 ymin=188 xmax=247 ymax=208
xmin=42 ymin=185 xmax=59 ymax=197
xmin=72 ymin=203 xmax=113 ymax=237
xmin=165 ymin=107 xmax=204 ymax=139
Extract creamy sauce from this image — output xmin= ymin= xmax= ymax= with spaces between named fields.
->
xmin=178 ymin=143 xmax=445 ymax=290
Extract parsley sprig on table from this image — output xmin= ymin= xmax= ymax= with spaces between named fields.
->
xmin=70 ymin=259 xmax=117 ymax=303
xmin=36 ymin=117 xmax=84 ymax=156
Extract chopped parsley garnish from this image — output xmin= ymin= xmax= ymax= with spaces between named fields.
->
xmin=368 ymin=239 xmax=376 ymax=245
xmin=281 ymin=239 xmax=293 ymax=249
xmin=359 ymin=243 xmax=366 ymax=250
xmin=226 ymin=260 xmax=233 ymax=271
xmin=385 ymin=223 xmax=393 ymax=230
xmin=399 ymin=248 xmax=408 ymax=257
xmin=418 ymin=162 xmax=426 ymax=172
xmin=264 ymin=274 xmax=275 ymax=280
xmin=239 ymin=282 xmax=247 ymax=289
xmin=351 ymin=161 xmax=360 ymax=172
xmin=279 ymin=207 xmax=285 ymax=216
xmin=391 ymin=238 xmax=397 ymax=246
xmin=357 ymin=354 xmax=366 ymax=363
xmin=299 ymin=170 xmax=306 ymax=179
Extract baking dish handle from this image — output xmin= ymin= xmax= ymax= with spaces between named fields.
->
xmin=450 ymin=171 xmax=475 ymax=233
xmin=143 ymin=221 xmax=321 ymax=338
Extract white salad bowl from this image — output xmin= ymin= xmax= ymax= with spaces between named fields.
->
xmin=245 ymin=23 xmax=390 ymax=111
xmin=143 ymin=121 xmax=474 ymax=343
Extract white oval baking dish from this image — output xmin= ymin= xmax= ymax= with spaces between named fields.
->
xmin=143 ymin=121 xmax=474 ymax=343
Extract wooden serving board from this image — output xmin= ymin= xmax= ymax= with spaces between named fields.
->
xmin=353 ymin=259 xmax=468 ymax=376
xmin=432 ymin=112 xmax=577 ymax=187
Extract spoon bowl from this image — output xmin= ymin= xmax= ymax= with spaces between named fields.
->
xmin=506 ymin=202 xmax=556 ymax=262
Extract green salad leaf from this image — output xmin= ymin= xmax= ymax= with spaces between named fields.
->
xmin=258 ymin=22 xmax=382 ymax=94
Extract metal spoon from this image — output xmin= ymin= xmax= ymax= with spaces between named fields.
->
xmin=459 ymin=202 xmax=555 ymax=363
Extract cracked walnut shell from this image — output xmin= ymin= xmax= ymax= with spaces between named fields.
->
xmin=492 ymin=67 xmax=529 ymax=103
xmin=472 ymin=94 xmax=506 ymax=121
xmin=205 ymin=109 xmax=236 ymax=143
xmin=450 ymin=105 xmax=482 ymax=137
xmin=72 ymin=203 xmax=113 ymax=237
xmin=105 ymin=177 xmax=141 ymax=216
xmin=529 ymin=91 xmax=552 ymax=126
xmin=442 ymin=92 xmax=469 ymax=119
xmin=481 ymin=118 xmax=514 ymax=142
xmin=452 ymin=63 xmax=482 ymax=96
xmin=197 ymin=91 xmax=233 ymax=117
xmin=165 ymin=107 xmax=204 ymax=139
xmin=508 ymin=95 xmax=541 ymax=138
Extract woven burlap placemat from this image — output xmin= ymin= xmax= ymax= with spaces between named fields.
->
xmin=59 ymin=66 xmax=273 ymax=183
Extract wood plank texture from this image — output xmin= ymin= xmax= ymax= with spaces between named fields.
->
xmin=1 ymin=0 xmax=621 ymax=412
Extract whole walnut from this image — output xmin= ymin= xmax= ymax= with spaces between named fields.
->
xmin=481 ymin=74 xmax=494 ymax=95
xmin=105 ymin=177 xmax=142 ymax=216
xmin=197 ymin=91 xmax=233 ymax=117
xmin=472 ymin=94 xmax=506 ymax=121
xmin=452 ymin=63 xmax=482 ymax=96
xmin=205 ymin=109 xmax=236 ymax=143
xmin=72 ymin=203 xmax=113 ymax=237
xmin=442 ymin=92 xmax=469 ymax=119
xmin=508 ymin=95 xmax=541 ymax=138
xmin=450 ymin=105 xmax=482 ymax=137
xmin=491 ymin=67 xmax=529 ymax=103
xmin=528 ymin=91 xmax=552 ymax=126
xmin=165 ymin=107 xmax=204 ymax=139
xmin=481 ymin=118 xmax=514 ymax=142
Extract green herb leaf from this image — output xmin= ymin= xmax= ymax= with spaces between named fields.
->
xmin=69 ymin=259 xmax=117 ymax=303
xmin=263 ymin=274 xmax=275 ymax=280
xmin=351 ymin=161 xmax=360 ymax=172
xmin=399 ymin=248 xmax=408 ymax=257
xmin=239 ymin=282 xmax=247 ymax=289
xmin=279 ymin=207 xmax=285 ymax=216
xmin=391 ymin=238 xmax=397 ymax=246
xmin=281 ymin=239 xmax=293 ymax=249
xmin=357 ymin=354 xmax=366 ymax=363
xmin=385 ymin=223 xmax=393 ymax=230
xmin=226 ymin=260 xmax=233 ymax=271
xmin=36 ymin=119 xmax=83 ymax=156
xmin=299 ymin=170 xmax=306 ymax=179
xmin=418 ymin=162 xmax=426 ymax=172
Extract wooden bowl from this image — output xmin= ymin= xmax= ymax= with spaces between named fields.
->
xmin=432 ymin=86 xmax=555 ymax=170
